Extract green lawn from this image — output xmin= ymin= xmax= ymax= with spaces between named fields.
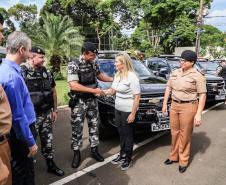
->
xmin=56 ymin=80 xmax=69 ymax=106
xmin=61 ymin=65 xmax=67 ymax=78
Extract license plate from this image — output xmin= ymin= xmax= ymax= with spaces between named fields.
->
xmin=215 ymin=94 xmax=225 ymax=100
xmin=151 ymin=123 xmax=170 ymax=132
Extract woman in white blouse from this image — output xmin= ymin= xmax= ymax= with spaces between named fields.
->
xmin=103 ymin=52 xmax=140 ymax=170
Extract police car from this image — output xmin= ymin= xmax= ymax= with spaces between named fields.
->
xmin=96 ymin=51 xmax=170 ymax=140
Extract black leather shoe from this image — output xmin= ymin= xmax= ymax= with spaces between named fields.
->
xmin=46 ymin=159 xmax=64 ymax=176
xmin=91 ymin=147 xmax=104 ymax=162
xmin=72 ymin=150 xmax=81 ymax=168
xmin=179 ymin=165 xmax=187 ymax=173
xmin=164 ymin=159 xmax=178 ymax=165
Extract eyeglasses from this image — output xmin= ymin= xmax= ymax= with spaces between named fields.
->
xmin=180 ymin=59 xmax=190 ymax=63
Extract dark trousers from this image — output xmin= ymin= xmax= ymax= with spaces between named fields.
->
xmin=9 ymin=124 xmax=37 ymax=185
xmin=115 ymin=109 xmax=134 ymax=159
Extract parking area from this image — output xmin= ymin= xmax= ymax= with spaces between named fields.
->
xmin=35 ymin=103 xmax=226 ymax=185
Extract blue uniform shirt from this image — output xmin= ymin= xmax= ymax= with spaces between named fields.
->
xmin=0 ymin=59 xmax=36 ymax=147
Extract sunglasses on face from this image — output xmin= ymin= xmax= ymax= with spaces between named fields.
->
xmin=180 ymin=59 xmax=190 ymax=63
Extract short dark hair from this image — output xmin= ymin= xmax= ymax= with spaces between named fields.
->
xmin=181 ymin=50 xmax=197 ymax=63
xmin=0 ymin=13 xmax=4 ymax=25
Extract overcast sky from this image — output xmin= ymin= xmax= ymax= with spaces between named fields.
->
xmin=0 ymin=0 xmax=225 ymax=32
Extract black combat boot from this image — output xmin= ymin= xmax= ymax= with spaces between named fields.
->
xmin=91 ymin=147 xmax=104 ymax=162
xmin=46 ymin=158 xmax=64 ymax=176
xmin=71 ymin=150 xmax=81 ymax=168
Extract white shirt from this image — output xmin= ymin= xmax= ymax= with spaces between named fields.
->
xmin=111 ymin=71 xmax=140 ymax=112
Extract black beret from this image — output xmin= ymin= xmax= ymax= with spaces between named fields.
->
xmin=181 ymin=50 xmax=197 ymax=62
xmin=30 ymin=47 xmax=45 ymax=55
xmin=81 ymin=42 xmax=98 ymax=54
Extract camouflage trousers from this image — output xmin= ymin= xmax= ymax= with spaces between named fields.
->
xmin=71 ymin=98 xmax=99 ymax=151
xmin=35 ymin=111 xmax=54 ymax=159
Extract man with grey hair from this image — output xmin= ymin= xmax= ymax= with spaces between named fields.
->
xmin=0 ymin=31 xmax=38 ymax=185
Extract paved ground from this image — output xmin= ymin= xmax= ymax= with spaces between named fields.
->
xmin=35 ymin=103 xmax=226 ymax=185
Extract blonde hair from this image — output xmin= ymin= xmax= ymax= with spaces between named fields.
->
xmin=115 ymin=52 xmax=135 ymax=80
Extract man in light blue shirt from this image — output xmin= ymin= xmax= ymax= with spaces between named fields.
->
xmin=0 ymin=31 xmax=38 ymax=185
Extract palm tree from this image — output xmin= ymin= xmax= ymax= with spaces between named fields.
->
xmin=31 ymin=12 xmax=83 ymax=73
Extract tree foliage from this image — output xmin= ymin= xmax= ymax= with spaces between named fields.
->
xmin=43 ymin=1 xmax=108 ymax=39
xmin=43 ymin=0 xmax=124 ymax=50
xmin=161 ymin=16 xmax=196 ymax=53
xmin=30 ymin=12 xmax=83 ymax=72
xmin=201 ymin=25 xmax=224 ymax=48
xmin=128 ymin=0 xmax=212 ymax=55
xmin=1 ymin=0 xmax=221 ymax=58
xmin=0 ymin=8 xmax=15 ymax=44
xmin=8 ymin=3 xmax=38 ymax=32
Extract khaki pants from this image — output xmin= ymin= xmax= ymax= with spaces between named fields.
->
xmin=169 ymin=101 xmax=198 ymax=166
xmin=0 ymin=139 xmax=12 ymax=185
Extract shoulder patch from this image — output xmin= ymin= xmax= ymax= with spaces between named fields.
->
xmin=68 ymin=61 xmax=79 ymax=75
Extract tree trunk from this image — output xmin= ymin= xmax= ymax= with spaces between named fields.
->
xmin=50 ymin=55 xmax=61 ymax=73
xmin=96 ymin=27 xmax=101 ymax=50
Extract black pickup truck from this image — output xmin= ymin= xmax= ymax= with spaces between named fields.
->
xmin=96 ymin=53 xmax=170 ymax=139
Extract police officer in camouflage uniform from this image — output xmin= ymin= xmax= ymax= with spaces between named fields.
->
xmin=68 ymin=42 xmax=113 ymax=168
xmin=21 ymin=47 xmax=64 ymax=176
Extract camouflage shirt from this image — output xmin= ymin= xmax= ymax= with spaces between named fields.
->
xmin=67 ymin=56 xmax=100 ymax=88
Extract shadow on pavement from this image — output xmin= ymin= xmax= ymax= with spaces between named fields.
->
xmin=66 ymin=163 xmax=130 ymax=185
xmin=132 ymin=132 xmax=171 ymax=166
xmin=189 ymin=131 xmax=211 ymax=165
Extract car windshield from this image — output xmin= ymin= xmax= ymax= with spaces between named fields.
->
xmin=97 ymin=59 xmax=116 ymax=77
xmin=167 ymin=60 xmax=181 ymax=69
xmin=197 ymin=62 xmax=218 ymax=71
xmin=146 ymin=59 xmax=168 ymax=68
xmin=133 ymin=60 xmax=154 ymax=76
xmin=97 ymin=59 xmax=153 ymax=77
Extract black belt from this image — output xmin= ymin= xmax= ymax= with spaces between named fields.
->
xmin=0 ymin=134 xmax=9 ymax=142
xmin=172 ymin=99 xmax=197 ymax=104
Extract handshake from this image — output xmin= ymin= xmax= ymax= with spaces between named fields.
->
xmin=93 ymin=88 xmax=112 ymax=97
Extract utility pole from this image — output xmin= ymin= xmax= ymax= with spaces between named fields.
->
xmin=195 ymin=0 xmax=204 ymax=56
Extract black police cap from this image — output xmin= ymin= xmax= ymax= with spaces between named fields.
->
xmin=30 ymin=47 xmax=45 ymax=55
xmin=181 ymin=50 xmax=197 ymax=62
xmin=81 ymin=42 xmax=98 ymax=54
